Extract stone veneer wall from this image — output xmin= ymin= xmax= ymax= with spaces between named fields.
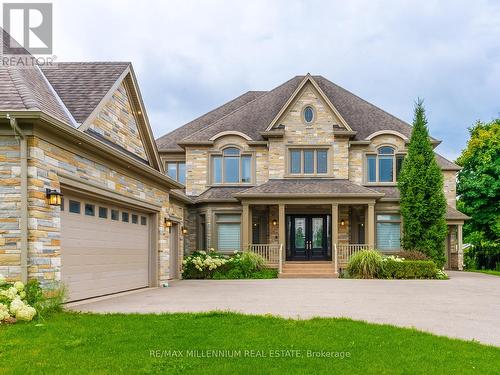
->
xmin=0 ymin=137 xmax=21 ymax=281
xmin=88 ymin=81 xmax=148 ymax=160
xmin=443 ymin=171 xmax=457 ymax=208
xmin=0 ymin=135 xmax=179 ymax=285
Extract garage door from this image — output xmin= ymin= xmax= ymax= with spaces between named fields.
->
xmin=61 ymin=193 xmax=151 ymax=301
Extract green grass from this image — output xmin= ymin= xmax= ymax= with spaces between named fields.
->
xmin=467 ymin=269 xmax=500 ymax=276
xmin=1 ymin=312 xmax=499 ymax=374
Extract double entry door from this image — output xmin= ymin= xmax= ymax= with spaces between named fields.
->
xmin=287 ymin=215 xmax=330 ymax=261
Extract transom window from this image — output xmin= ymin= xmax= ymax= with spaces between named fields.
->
xmin=212 ymin=147 xmax=252 ymax=184
xmin=289 ymin=149 xmax=328 ymax=175
xmin=367 ymin=147 xmax=404 ymax=183
xmin=166 ymin=162 xmax=186 ymax=185
xmin=303 ymin=106 xmax=315 ymax=124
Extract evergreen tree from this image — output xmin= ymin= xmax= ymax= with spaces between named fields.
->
xmin=398 ymin=99 xmax=448 ymax=266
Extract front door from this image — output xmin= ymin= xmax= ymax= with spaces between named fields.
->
xmin=287 ymin=215 xmax=330 ymax=261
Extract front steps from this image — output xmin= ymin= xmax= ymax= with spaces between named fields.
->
xmin=279 ymin=261 xmax=338 ymax=278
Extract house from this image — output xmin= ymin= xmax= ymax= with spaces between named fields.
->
xmin=0 ymin=32 xmax=189 ymax=301
xmin=156 ymin=74 xmax=468 ymax=276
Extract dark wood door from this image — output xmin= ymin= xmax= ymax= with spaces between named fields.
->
xmin=287 ymin=215 xmax=329 ymax=261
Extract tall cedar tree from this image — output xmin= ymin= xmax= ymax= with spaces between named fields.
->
xmin=398 ymin=99 xmax=447 ymax=266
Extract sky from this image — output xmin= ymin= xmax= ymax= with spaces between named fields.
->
xmin=45 ymin=0 xmax=500 ymax=159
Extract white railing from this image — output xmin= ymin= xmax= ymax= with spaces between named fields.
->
xmin=247 ymin=244 xmax=283 ymax=271
xmin=337 ymin=244 xmax=371 ymax=266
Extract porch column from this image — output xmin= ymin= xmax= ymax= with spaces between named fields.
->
xmin=331 ymin=203 xmax=339 ymax=246
xmin=248 ymin=205 xmax=253 ymax=246
xmin=458 ymin=224 xmax=463 ymax=270
xmin=278 ymin=204 xmax=285 ymax=247
xmin=242 ymin=203 xmax=250 ymax=250
xmin=367 ymin=203 xmax=375 ymax=248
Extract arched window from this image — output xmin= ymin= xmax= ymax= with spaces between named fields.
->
xmin=212 ymin=147 xmax=252 ymax=184
xmin=367 ymin=146 xmax=404 ymax=183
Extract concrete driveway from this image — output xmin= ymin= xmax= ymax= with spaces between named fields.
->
xmin=69 ymin=271 xmax=500 ymax=346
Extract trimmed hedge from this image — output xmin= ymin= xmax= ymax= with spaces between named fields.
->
xmin=380 ymin=259 xmax=438 ymax=279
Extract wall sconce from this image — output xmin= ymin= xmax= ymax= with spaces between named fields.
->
xmin=340 ymin=219 xmax=345 ymax=226
xmin=182 ymin=227 xmax=188 ymax=235
xmin=46 ymin=188 xmax=63 ymax=206
xmin=164 ymin=218 xmax=173 ymax=228
xmin=272 ymin=219 xmax=278 ymax=226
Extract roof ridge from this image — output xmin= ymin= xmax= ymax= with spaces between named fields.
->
xmin=316 ymin=75 xmax=413 ymax=132
xmin=50 ymin=61 xmax=131 ymax=65
xmin=182 ymin=76 xmax=303 ymax=142
xmin=156 ymin=90 xmax=266 ymax=143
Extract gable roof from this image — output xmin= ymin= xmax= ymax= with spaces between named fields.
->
xmin=157 ymin=74 xmax=441 ymax=149
xmin=40 ymin=62 xmax=129 ymax=124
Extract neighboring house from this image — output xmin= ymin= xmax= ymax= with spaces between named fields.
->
xmin=0 ymin=32 xmax=189 ymax=301
xmin=156 ymin=74 xmax=468 ymax=275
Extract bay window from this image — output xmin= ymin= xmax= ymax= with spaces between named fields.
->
xmin=366 ymin=147 xmax=404 ymax=183
xmin=212 ymin=147 xmax=252 ymax=184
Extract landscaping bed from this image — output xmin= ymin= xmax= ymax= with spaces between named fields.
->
xmin=1 ymin=312 xmax=499 ymax=374
xmin=344 ymin=250 xmax=448 ymax=279
xmin=182 ymin=250 xmax=278 ymax=279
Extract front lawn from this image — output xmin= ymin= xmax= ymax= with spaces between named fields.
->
xmin=1 ymin=312 xmax=499 ymax=374
xmin=467 ymin=269 xmax=500 ymax=276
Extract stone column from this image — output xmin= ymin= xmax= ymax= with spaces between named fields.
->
xmin=242 ymin=203 xmax=249 ymax=250
xmin=278 ymin=204 xmax=285 ymax=248
xmin=367 ymin=203 xmax=375 ymax=248
xmin=458 ymin=224 xmax=463 ymax=271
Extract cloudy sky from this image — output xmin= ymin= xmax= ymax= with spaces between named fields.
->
xmin=50 ymin=0 xmax=500 ymax=160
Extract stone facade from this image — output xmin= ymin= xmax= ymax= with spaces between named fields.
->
xmin=0 ymin=137 xmax=21 ymax=281
xmin=0 ymin=134 xmax=181 ymax=285
xmin=443 ymin=171 xmax=457 ymax=208
xmin=88 ymin=81 xmax=148 ymax=160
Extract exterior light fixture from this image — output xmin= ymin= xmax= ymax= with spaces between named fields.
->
xmin=182 ymin=227 xmax=188 ymax=235
xmin=164 ymin=218 xmax=173 ymax=228
xmin=340 ymin=219 xmax=345 ymax=226
xmin=272 ymin=219 xmax=278 ymax=226
xmin=46 ymin=188 xmax=63 ymax=206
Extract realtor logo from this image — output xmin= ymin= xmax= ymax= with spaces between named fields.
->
xmin=2 ymin=3 xmax=52 ymax=54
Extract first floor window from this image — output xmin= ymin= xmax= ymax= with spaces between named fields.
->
xmin=198 ymin=214 xmax=207 ymax=250
xmin=211 ymin=148 xmax=252 ymax=184
xmin=376 ymin=214 xmax=401 ymax=251
xmin=166 ymin=162 xmax=186 ymax=184
xmin=216 ymin=214 xmax=241 ymax=252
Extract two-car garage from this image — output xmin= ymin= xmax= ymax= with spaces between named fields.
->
xmin=60 ymin=191 xmax=154 ymax=301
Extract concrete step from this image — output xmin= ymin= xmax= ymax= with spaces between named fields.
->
xmin=279 ymin=273 xmax=338 ymax=279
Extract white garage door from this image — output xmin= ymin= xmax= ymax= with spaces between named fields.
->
xmin=61 ymin=193 xmax=151 ymax=301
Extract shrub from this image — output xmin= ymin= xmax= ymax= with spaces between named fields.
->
xmin=380 ymin=259 xmax=441 ymax=279
xmin=395 ymin=250 xmax=429 ymax=261
xmin=347 ymin=250 xmax=383 ymax=279
xmin=182 ymin=250 xmax=230 ymax=279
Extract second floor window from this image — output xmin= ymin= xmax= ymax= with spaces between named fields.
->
xmin=289 ymin=149 xmax=328 ymax=175
xmin=166 ymin=162 xmax=186 ymax=184
xmin=367 ymin=146 xmax=404 ymax=183
xmin=212 ymin=147 xmax=252 ymax=184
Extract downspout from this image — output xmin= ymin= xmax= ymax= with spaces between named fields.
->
xmin=7 ymin=114 xmax=28 ymax=283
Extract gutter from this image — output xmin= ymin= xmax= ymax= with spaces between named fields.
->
xmin=7 ymin=114 xmax=28 ymax=283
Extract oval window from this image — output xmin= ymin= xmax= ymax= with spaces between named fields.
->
xmin=303 ymin=106 xmax=314 ymax=123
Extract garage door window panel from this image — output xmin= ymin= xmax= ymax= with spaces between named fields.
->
xmin=111 ymin=209 xmax=119 ymax=221
xmin=99 ymin=207 xmax=108 ymax=219
xmin=69 ymin=200 xmax=80 ymax=214
xmin=122 ymin=212 xmax=129 ymax=222
xmin=85 ymin=204 xmax=95 ymax=216
xmin=132 ymin=214 xmax=138 ymax=224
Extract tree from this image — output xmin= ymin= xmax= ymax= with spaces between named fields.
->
xmin=456 ymin=119 xmax=500 ymax=269
xmin=397 ymin=99 xmax=448 ymax=266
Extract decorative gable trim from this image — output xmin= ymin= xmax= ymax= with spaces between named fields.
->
xmin=209 ymin=131 xmax=252 ymax=141
xmin=265 ymin=74 xmax=352 ymax=132
xmin=78 ymin=66 xmax=162 ymax=172
xmin=366 ymin=130 xmax=409 ymax=141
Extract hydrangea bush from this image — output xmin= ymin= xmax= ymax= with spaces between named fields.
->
xmin=182 ymin=249 xmax=276 ymax=279
xmin=0 ymin=276 xmax=37 ymax=324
